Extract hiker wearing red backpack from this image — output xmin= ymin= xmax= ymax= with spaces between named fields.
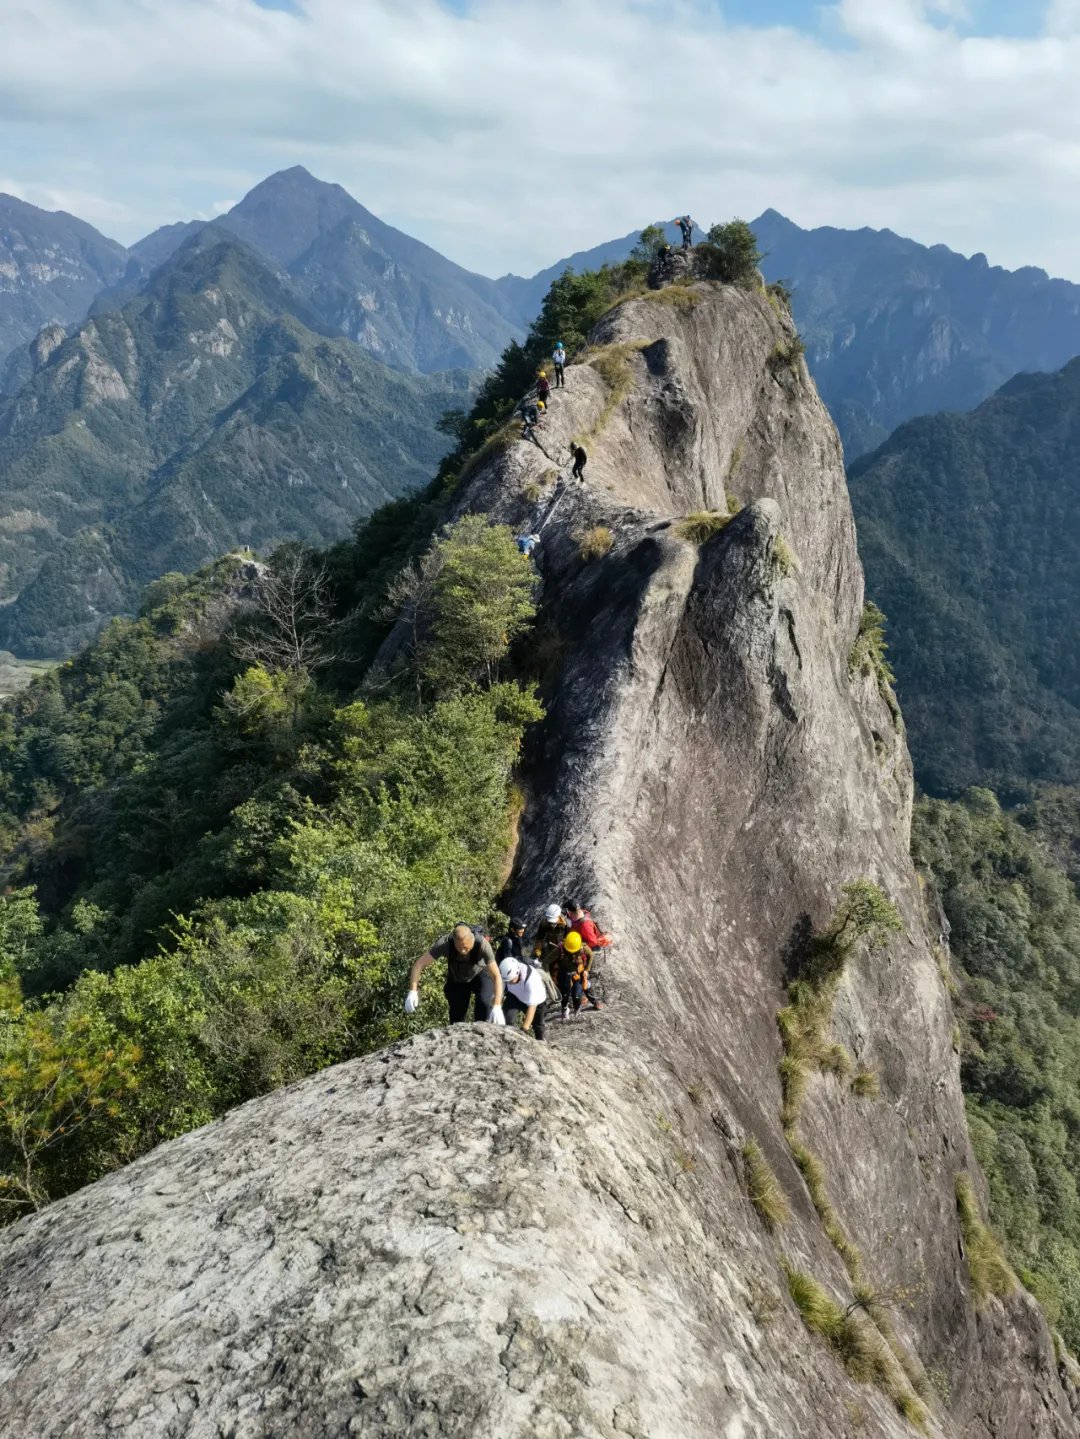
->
xmin=563 ymin=899 xmax=612 ymax=952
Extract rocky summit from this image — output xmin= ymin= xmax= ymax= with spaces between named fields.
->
xmin=0 ymin=266 xmax=1076 ymax=1437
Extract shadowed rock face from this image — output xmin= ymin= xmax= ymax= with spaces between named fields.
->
xmin=1 ymin=281 xmax=1077 ymax=1438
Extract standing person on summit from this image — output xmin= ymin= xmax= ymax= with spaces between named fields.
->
xmin=537 ymin=371 xmax=551 ymax=407
xmin=552 ymin=343 xmax=566 ymax=388
xmin=676 ymin=216 xmax=697 ymax=250
xmin=405 ymin=924 xmax=505 ymax=1025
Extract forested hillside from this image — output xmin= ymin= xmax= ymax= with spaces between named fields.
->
xmin=915 ymin=789 xmax=1080 ymax=1354
xmin=0 ymin=249 xmax=653 ymax=1215
xmin=0 ymin=230 xmax=474 ymax=657
xmin=849 ymin=358 xmax=1080 ymax=799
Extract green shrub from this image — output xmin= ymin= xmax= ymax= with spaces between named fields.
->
xmin=629 ymin=224 xmax=669 ymax=263
xmin=675 ymin=511 xmax=733 ymax=544
xmin=742 ymin=1140 xmax=790 ymax=1228
xmin=767 ymin=337 xmax=806 ymax=378
xmin=697 ymin=220 xmax=763 ymax=284
xmin=783 ymin=1263 xmax=929 ymax=1429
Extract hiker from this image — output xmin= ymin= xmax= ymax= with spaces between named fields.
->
xmin=676 ymin=215 xmax=697 ymax=250
xmin=563 ymin=899 xmax=611 ymax=952
xmin=405 ymin=924 xmax=505 ymax=1025
xmin=521 ymin=400 xmax=542 ymax=442
xmin=499 ymin=955 xmax=552 ymax=1040
xmin=496 ymin=917 xmax=527 ymax=963
xmin=538 ymin=371 xmax=551 ymax=406
xmin=554 ymin=929 xmax=601 ymax=1018
xmin=533 ymin=903 xmax=567 ymax=971
xmin=552 ymin=343 xmax=566 ymax=388
xmin=516 ymin=533 xmax=540 ymax=558
xmin=571 ymin=443 xmax=587 ymax=482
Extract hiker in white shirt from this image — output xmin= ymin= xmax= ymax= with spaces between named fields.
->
xmin=498 ymin=956 xmax=550 ymax=1040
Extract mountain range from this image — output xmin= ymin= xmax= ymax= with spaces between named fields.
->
xmin=5 ymin=166 xmax=1080 ymax=665
xmin=9 ymin=169 xmax=1080 ymax=463
xmin=0 ymin=230 xmax=474 ymax=656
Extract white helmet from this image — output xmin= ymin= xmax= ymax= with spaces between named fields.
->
xmin=499 ymin=957 xmax=522 ymax=984
xmin=544 ymin=903 xmax=561 ymax=924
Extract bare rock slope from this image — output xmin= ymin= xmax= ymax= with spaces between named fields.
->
xmin=1 ymin=277 xmax=1077 ymax=1437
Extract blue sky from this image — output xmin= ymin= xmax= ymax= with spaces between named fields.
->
xmin=2 ymin=0 xmax=1080 ymax=281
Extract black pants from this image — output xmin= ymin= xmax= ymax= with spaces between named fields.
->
xmin=504 ymin=992 xmax=546 ymax=1040
xmin=557 ymin=969 xmax=593 ymax=1012
xmin=445 ymin=975 xmax=491 ymax=1024
xmin=554 ymin=365 xmax=565 ymax=387
xmin=572 ymin=457 xmax=586 ymax=481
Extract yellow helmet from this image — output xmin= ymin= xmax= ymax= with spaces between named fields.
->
xmin=563 ymin=931 xmax=583 ymax=953
xmin=539 ymin=371 xmax=546 ymax=377
xmin=537 ymin=400 xmax=546 ymax=410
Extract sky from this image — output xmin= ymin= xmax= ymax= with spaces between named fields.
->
xmin=2 ymin=0 xmax=1080 ymax=281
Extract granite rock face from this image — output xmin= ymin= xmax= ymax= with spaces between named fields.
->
xmin=1 ymin=278 xmax=1077 ymax=1437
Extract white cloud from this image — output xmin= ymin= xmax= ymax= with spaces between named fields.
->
xmin=0 ymin=0 xmax=1078 ymax=281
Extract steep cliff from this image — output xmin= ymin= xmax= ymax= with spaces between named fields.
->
xmin=0 ymin=274 xmax=1076 ymax=1437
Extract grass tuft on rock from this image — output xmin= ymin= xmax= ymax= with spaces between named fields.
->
xmin=773 ymin=535 xmax=801 ymax=578
xmin=783 ymin=1263 xmax=929 ymax=1432
xmin=676 ymin=511 xmax=733 ymax=545
xmin=578 ymin=526 xmax=614 ymax=562
xmin=581 ymin=341 xmax=651 ymax=438
xmin=955 ymin=1172 xmax=1018 ymax=1307
xmin=851 ymin=1069 xmax=881 ymax=1098
xmin=742 ymin=1140 xmax=790 ymax=1229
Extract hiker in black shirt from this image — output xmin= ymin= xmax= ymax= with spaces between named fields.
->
xmin=406 ymin=924 xmax=505 ymax=1024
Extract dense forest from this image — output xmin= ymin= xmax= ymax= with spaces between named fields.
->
xmin=914 ymin=788 xmax=1080 ymax=1353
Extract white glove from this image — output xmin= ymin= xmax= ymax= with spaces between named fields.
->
xmin=404 ymin=989 xmax=420 ymax=1015
xmin=489 ymin=1005 xmax=506 ymax=1027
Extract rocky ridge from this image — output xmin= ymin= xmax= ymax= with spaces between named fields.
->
xmin=0 ymin=268 xmax=1076 ymax=1436
xmin=0 ymin=193 xmax=131 ymax=394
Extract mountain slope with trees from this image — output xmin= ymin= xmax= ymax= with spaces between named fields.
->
xmin=848 ymin=357 xmax=1080 ymax=798
xmin=133 ymin=168 xmax=528 ymax=373
xmin=2 ymin=233 xmax=1076 ymax=1438
xmin=0 ymin=229 xmax=475 ymax=656
xmin=755 ymin=210 xmax=1080 ymax=459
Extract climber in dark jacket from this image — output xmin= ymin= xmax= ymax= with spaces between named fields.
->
xmin=496 ymin=918 xmax=527 ymax=964
xmin=571 ymin=444 xmax=587 ymax=481
xmin=532 ymin=904 xmax=567 ymax=971
xmin=676 ymin=215 xmax=697 ymax=250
